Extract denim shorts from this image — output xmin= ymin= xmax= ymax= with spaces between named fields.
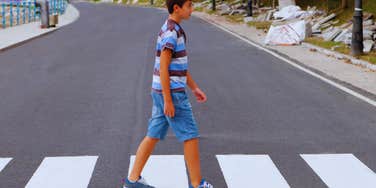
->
xmin=146 ymin=91 xmax=200 ymax=142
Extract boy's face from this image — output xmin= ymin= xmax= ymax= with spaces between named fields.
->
xmin=174 ymin=0 xmax=193 ymax=20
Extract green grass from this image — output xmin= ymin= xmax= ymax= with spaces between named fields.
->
xmin=194 ymin=6 xmax=204 ymax=12
xmin=305 ymin=37 xmax=376 ymax=65
xmin=305 ymin=37 xmax=349 ymax=52
xmin=247 ymin=21 xmax=272 ymax=30
xmin=152 ymin=0 xmax=165 ymax=7
xmin=360 ymin=52 xmax=376 ymax=65
xmin=206 ymin=9 xmax=216 ymax=15
xmin=224 ymin=14 xmax=244 ymax=23
xmin=138 ymin=0 xmax=150 ymax=4
xmin=333 ymin=0 xmax=376 ymax=26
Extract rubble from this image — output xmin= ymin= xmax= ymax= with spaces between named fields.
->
xmin=363 ymin=19 xmax=374 ymax=26
xmin=243 ymin=16 xmax=254 ymax=23
xmin=333 ymin=29 xmax=351 ymax=42
xmin=229 ymin=9 xmax=246 ymax=16
xmin=218 ymin=4 xmax=231 ymax=15
xmin=196 ymin=0 xmax=376 ymax=53
xmin=278 ymin=0 xmax=296 ymax=9
xmin=323 ymin=28 xmax=342 ymax=41
xmin=311 ymin=13 xmax=336 ymax=31
xmin=363 ymin=40 xmax=374 ymax=53
xmin=265 ymin=20 xmax=306 ymax=45
xmin=273 ymin=5 xmax=315 ymax=20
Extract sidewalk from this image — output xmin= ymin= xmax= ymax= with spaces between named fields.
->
xmin=0 ymin=4 xmax=80 ymax=51
xmin=193 ymin=11 xmax=376 ymax=99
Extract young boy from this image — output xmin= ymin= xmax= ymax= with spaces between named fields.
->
xmin=122 ymin=0 xmax=213 ymax=188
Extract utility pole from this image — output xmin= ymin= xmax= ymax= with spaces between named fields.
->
xmin=247 ymin=0 xmax=252 ymax=17
xmin=212 ymin=0 xmax=216 ymax=11
xmin=351 ymin=0 xmax=363 ymax=56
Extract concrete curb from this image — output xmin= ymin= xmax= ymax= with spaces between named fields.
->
xmin=301 ymin=42 xmax=376 ymax=71
xmin=0 ymin=4 xmax=80 ymax=52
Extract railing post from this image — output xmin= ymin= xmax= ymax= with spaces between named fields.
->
xmin=59 ymin=0 xmax=61 ymax=14
xmin=28 ymin=1 xmax=31 ymax=22
xmin=33 ymin=0 xmax=37 ymax=20
xmin=16 ymin=1 xmax=20 ymax=25
xmin=10 ymin=0 xmax=13 ymax=27
xmin=23 ymin=1 xmax=26 ymax=23
xmin=1 ymin=2 xmax=5 ymax=28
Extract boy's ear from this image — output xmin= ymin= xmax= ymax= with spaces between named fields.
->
xmin=173 ymin=4 xmax=180 ymax=12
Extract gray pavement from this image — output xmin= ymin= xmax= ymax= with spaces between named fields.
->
xmin=0 ymin=2 xmax=375 ymax=188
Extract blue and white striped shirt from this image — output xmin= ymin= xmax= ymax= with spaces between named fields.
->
xmin=152 ymin=18 xmax=188 ymax=93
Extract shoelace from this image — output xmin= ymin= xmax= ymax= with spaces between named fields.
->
xmin=200 ymin=181 xmax=213 ymax=188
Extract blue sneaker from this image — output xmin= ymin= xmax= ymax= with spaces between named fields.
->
xmin=122 ymin=176 xmax=155 ymax=188
xmin=189 ymin=179 xmax=213 ymax=188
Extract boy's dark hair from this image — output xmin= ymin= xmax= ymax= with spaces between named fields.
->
xmin=166 ymin=0 xmax=189 ymax=14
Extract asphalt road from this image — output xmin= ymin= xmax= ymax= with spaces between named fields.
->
xmin=0 ymin=2 xmax=375 ymax=188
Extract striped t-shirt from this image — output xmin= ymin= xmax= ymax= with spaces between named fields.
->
xmin=152 ymin=18 xmax=188 ymax=93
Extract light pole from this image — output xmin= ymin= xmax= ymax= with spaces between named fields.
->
xmin=351 ymin=0 xmax=363 ymax=56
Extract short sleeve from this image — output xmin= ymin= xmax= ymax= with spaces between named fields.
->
xmin=161 ymin=30 xmax=178 ymax=51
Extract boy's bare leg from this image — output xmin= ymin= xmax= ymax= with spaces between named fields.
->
xmin=128 ymin=136 xmax=159 ymax=181
xmin=184 ymin=138 xmax=202 ymax=188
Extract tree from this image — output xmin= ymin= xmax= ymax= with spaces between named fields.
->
xmin=341 ymin=0 xmax=347 ymax=9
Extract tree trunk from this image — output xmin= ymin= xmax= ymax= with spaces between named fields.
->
xmin=342 ymin=0 xmax=347 ymax=9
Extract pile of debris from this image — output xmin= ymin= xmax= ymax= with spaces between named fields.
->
xmin=194 ymin=0 xmax=376 ymax=52
xmin=259 ymin=3 xmax=376 ymax=52
xmin=264 ymin=5 xmax=323 ymax=45
xmin=314 ymin=12 xmax=376 ymax=53
xmin=263 ymin=5 xmax=376 ymax=53
xmin=194 ymin=0 xmax=248 ymax=16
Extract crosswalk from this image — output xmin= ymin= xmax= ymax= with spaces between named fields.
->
xmin=1 ymin=153 xmax=376 ymax=188
xmin=0 ymin=157 xmax=12 ymax=172
xmin=128 ymin=155 xmax=189 ymax=187
xmin=216 ymin=155 xmax=290 ymax=187
xmin=301 ymin=154 xmax=376 ymax=188
xmin=25 ymin=156 xmax=98 ymax=188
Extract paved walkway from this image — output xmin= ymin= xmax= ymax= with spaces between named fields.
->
xmin=0 ymin=4 xmax=80 ymax=51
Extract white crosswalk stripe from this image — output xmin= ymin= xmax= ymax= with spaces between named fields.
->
xmin=216 ymin=154 xmax=291 ymax=188
xmin=1 ymin=154 xmax=376 ymax=187
xmin=128 ymin=155 xmax=189 ymax=188
xmin=0 ymin=158 xmax=12 ymax=173
xmin=301 ymin=153 xmax=376 ymax=188
xmin=25 ymin=156 xmax=98 ymax=188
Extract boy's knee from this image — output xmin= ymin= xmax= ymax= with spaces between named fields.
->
xmin=183 ymin=137 xmax=199 ymax=143
xmin=145 ymin=136 xmax=160 ymax=143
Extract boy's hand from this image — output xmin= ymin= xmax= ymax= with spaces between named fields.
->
xmin=164 ymin=100 xmax=175 ymax=118
xmin=193 ymin=88 xmax=207 ymax=103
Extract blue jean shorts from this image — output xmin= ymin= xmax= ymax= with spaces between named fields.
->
xmin=147 ymin=91 xmax=200 ymax=142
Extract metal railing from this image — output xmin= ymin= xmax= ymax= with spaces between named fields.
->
xmin=0 ymin=0 xmax=68 ymax=29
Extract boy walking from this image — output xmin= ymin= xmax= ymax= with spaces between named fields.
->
xmin=122 ymin=0 xmax=213 ymax=188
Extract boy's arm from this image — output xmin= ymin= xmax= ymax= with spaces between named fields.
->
xmin=160 ymin=49 xmax=175 ymax=117
xmin=186 ymin=71 xmax=198 ymax=90
xmin=187 ymin=71 xmax=207 ymax=103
